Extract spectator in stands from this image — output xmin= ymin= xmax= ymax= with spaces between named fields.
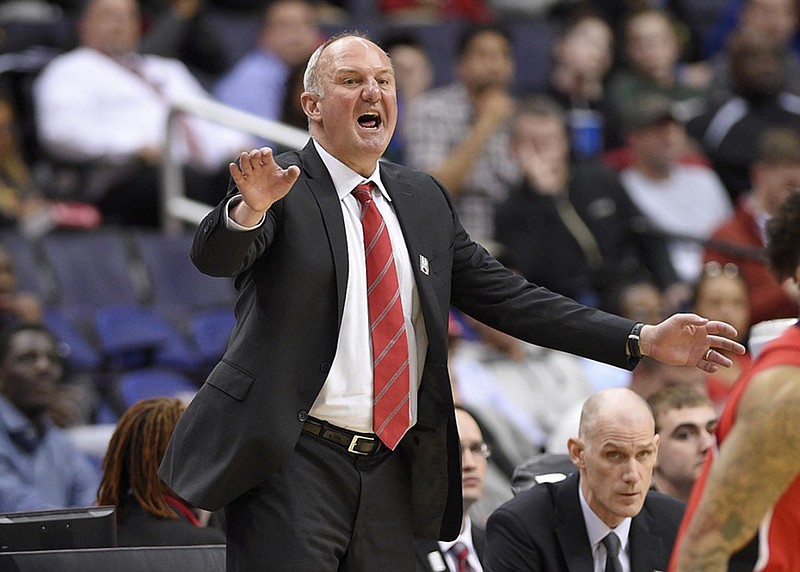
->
xmin=686 ymin=30 xmax=800 ymax=201
xmin=404 ymin=24 xmax=519 ymax=245
xmin=97 ymin=397 xmax=225 ymax=546
xmin=415 ymin=405 xmax=488 ymax=571
xmin=703 ymin=127 xmax=800 ymax=328
xmin=32 ymin=0 xmax=251 ymax=227
xmin=0 ymin=244 xmax=42 ymax=329
xmin=0 ymin=243 xmax=94 ymax=427
xmin=620 ymin=94 xmax=733 ymax=285
xmin=648 ymin=386 xmax=717 ymax=503
xmin=606 ymin=273 xmax=667 ymax=327
xmin=0 ymin=323 xmax=99 ymax=512
xmin=704 ymin=0 xmax=800 ymax=107
xmin=692 ymin=261 xmax=752 ymax=410
xmin=486 ymin=387 xmax=684 ymax=571
xmin=213 ymin=0 xmax=322 ymax=147
xmin=608 ymin=8 xmax=707 ymax=125
xmin=544 ymin=6 xmax=623 ymax=156
xmin=381 ymin=34 xmax=433 ymax=165
xmin=495 ymin=94 xmax=683 ymax=311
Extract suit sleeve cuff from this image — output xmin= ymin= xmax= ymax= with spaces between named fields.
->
xmin=224 ymin=195 xmax=265 ymax=231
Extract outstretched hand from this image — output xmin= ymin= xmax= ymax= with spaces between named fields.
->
xmin=229 ymin=147 xmax=300 ymax=226
xmin=640 ymin=313 xmax=746 ymax=373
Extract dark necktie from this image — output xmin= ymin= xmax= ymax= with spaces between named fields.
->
xmin=352 ymin=182 xmax=411 ymax=449
xmin=448 ymin=541 xmax=473 ymax=572
xmin=602 ymin=532 xmax=623 ymax=572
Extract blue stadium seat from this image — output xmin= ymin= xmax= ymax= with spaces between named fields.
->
xmin=44 ymin=307 xmax=102 ymax=371
xmin=115 ymin=367 xmax=198 ymax=409
xmin=131 ymin=230 xmax=235 ymax=322
xmin=94 ymin=304 xmax=201 ymax=371
xmin=40 ymin=230 xmax=146 ymax=322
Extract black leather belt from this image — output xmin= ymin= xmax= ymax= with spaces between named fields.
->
xmin=302 ymin=417 xmax=383 ymax=456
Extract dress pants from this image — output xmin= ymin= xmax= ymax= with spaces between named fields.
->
xmin=225 ymin=429 xmax=416 ymax=571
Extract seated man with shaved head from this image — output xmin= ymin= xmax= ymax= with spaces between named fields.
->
xmin=485 ymin=387 xmax=684 ymax=571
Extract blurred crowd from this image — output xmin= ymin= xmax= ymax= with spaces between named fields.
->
xmin=1 ymin=0 xmax=799 ymax=562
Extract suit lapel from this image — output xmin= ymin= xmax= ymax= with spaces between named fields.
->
xmin=381 ymin=170 xmax=447 ymax=341
xmin=629 ymin=504 xmax=663 ymax=572
xmin=298 ymin=142 xmax=349 ymax=324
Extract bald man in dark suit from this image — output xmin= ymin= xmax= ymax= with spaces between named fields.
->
xmin=485 ymin=388 xmax=684 ymax=571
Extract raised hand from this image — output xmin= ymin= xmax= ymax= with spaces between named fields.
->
xmin=229 ymin=147 xmax=301 ymax=226
xmin=640 ymin=313 xmax=746 ymax=373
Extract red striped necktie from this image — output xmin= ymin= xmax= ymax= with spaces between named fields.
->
xmin=351 ymin=182 xmax=411 ymax=449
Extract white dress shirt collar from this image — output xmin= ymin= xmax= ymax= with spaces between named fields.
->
xmin=312 ymin=139 xmax=390 ymax=202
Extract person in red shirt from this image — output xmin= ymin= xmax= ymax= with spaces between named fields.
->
xmin=670 ymin=191 xmax=800 ymax=571
xmin=703 ymin=127 xmax=800 ymax=329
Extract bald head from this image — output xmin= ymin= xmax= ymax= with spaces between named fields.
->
xmin=579 ymin=387 xmax=655 ymax=442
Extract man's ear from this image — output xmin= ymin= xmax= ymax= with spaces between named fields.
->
xmin=300 ymin=92 xmax=321 ymax=123
xmin=567 ymin=437 xmax=585 ymax=469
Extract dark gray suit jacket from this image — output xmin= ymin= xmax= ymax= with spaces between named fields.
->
xmin=485 ymin=472 xmax=685 ymax=571
xmin=158 ymin=141 xmax=638 ymax=541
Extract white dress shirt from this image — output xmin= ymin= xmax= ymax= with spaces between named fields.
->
xmin=578 ymin=484 xmax=632 ymax=572
xmin=33 ymin=47 xmax=249 ymax=172
xmin=225 ymin=140 xmax=427 ymax=433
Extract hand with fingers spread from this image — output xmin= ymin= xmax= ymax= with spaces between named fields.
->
xmin=638 ymin=313 xmax=746 ymax=373
xmin=229 ymin=147 xmax=301 ymax=227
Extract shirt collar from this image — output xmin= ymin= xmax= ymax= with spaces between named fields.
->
xmin=0 ymin=395 xmax=50 ymax=449
xmin=312 ymin=139 xmax=390 ymax=202
xmin=578 ymin=478 xmax=632 ymax=554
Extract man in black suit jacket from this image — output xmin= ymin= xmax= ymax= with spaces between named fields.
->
xmin=485 ymin=388 xmax=685 ymax=571
xmin=158 ymin=33 xmax=742 ymax=571
xmin=416 ymin=405 xmax=488 ymax=571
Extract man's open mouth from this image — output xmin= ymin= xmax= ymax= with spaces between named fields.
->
xmin=358 ymin=112 xmax=382 ymax=129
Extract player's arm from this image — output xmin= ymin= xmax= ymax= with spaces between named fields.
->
xmin=674 ymin=364 xmax=800 ymax=571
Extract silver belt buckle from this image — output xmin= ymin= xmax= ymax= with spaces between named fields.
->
xmin=347 ymin=434 xmax=374 ymax=455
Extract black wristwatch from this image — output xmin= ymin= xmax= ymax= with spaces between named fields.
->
xmin=627 ymin=322 xmax=645 ymax=365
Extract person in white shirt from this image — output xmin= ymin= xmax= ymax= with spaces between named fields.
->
xmin=620 ymin=95 xmax=733 ymax=284
xmin=33 ymin=0 xmax=251 ymax=226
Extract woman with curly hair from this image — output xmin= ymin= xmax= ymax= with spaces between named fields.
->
xmin=97 ymin=397 xmax=225 ymax=546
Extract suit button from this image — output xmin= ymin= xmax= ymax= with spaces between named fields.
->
xmin=297 ymin=411 xmax=308 ymax=422
xmin=320 ymin=362 xmax=331 ymax=372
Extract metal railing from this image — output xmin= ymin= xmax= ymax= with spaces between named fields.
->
xmin=161 ymin=95 xmax=309 ymax=232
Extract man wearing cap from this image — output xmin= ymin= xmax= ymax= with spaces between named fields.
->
xmin=620 ymin=95 xmax=733 ymax=284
